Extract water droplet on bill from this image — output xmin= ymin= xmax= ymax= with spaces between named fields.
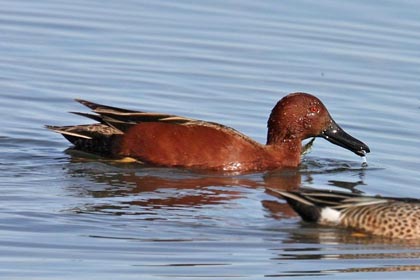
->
xmin=361 ymin=151 xmax=368 ymax=167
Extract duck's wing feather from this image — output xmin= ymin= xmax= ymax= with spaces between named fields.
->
xmin=45 ymin=124 xmax=119 ymax=140
xmin=75 ymin=99 xmax=138 ymax=113
xmin=75 ymin=99 xmax=209 ymax=129
xmin=48 ymin=99 xmax=257 ymax=144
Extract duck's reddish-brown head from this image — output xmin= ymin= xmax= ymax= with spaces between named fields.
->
xmin=267 ymin=92 xmax=370 ymax=157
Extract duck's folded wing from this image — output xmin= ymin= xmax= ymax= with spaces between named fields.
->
xmin=72 ymin=100 xmax=256 ymax=142
xmin=74 ymin=99 xmax=199 ymax=132
xmin=48 ymin=99 xmax=259 ymax=148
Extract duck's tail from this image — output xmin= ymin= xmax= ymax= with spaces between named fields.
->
xmin=45 ymin=123 xmax=121 ymax=156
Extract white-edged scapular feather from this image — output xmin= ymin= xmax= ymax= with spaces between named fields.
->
xmin=333 ymin=197 xmax=388 ymax=210
xmin=46 ymin=126 xmax=93 ymax=139
xmin=275 ymin=190 xmax=314 ymax=206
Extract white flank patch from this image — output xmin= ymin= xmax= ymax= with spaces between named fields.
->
xmin=320 ymin=207 xmax=341 ymax=224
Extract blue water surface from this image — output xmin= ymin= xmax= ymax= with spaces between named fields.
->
xmin=0 ymin=0 xmax=420 ymax=279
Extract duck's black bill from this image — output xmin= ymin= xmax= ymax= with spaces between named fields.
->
xmin=321 ymin=120 xmax=370 ymax=157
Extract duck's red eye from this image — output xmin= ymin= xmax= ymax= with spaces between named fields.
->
xmin=310 ymin=106 xmax=319 ymax=113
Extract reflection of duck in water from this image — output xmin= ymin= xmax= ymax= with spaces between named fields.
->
xmin=66 ymin=163 xmax=302 ymax=215
xmin=46 ymin=92 xmax=369 ymax=172
xmin=269 ymin=188 xmax=420 ymax=239
xmin=65 ymin=158 xmax=368 ymax=226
